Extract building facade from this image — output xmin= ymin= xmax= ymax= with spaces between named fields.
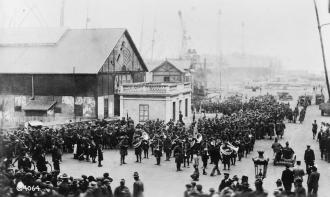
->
xmin=0 ymin=28 xmax=147 ymax=128
xmin=119 ymin=82 xmax=191 ymax=123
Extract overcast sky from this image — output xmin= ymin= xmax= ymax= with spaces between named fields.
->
xmin=1 ymin=0 xmax=330 ymax=72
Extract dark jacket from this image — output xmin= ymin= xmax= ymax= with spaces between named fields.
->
xmin=281 ymin=169 xmax=294 ymax=185
xmin=304 ymin=149 xmax=315 ymax=163
xmin=307 ymin=172 xmax=320 ymax=188
xmin=218 ymin=178 xmax=232 ymax=192
xmin=133 ymin=180 xmax=144 ymax=197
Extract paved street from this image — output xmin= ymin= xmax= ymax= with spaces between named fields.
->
xmin=52 ymin=105 xmax=330 ymax=197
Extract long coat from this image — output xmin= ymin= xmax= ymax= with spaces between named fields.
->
xmin=304 ymin=149 xmax=315 ymax=164
xmin=281 ymin=169 xmax=294 ymax=187
xmin=133 ymin=180 xmax=144 ymax=197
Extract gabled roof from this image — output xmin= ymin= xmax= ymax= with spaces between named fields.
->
xmin=148 ymin=59 xmax=192 ymax=73
xmin=0 ymin=28 xmax=147 ymax=73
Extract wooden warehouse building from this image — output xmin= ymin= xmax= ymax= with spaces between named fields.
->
xmin=0 ymin=28 xmax=147 ymax=128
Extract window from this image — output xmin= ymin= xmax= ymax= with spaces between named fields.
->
xmin=164 ymin=76 xmax=170 ymax=82
xmin=139 ymin=104 xmax=149 ymax=122
xmin=185 ymin=98 xmax=188 ymax=117
xmin=14 ymin=106 xmax=22 ymax=112
xmin=74 ymin=104 xmax=83 ymax=116
xmin=54 ymin=107 xmax=62 ymax=113
xmin=179 ymin=100 xmax=182 ymax=112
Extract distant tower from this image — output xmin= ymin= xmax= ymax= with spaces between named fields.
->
xmin=241 ymin=21 xmax=245 ymax=56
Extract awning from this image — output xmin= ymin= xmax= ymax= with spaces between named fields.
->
xmin=27 ymin=121 xmax=44 ymax=127
xmin=23 ymin=100 xmax=57 ymax=111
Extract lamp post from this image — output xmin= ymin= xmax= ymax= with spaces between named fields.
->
xmin=252 ymin=151 xmax=269 ymax=180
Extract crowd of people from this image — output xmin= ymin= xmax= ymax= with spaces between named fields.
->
xmin=0 ymin=94 xmax=314 ymax=197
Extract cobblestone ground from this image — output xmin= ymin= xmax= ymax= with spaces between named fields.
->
xmin=49 ymin=105 xmax=330 ymax=197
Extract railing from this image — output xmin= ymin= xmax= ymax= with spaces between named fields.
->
xmin=120 ymin=82 xmax=191 ymax=95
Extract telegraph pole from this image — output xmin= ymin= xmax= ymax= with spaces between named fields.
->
xmin=313 ymin=0 xmax=330 ymax=100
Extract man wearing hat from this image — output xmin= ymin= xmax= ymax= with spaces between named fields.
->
xmin=292 ymin=161 xmax=305 ymax=184
xmin=184 ymin=184 xmax=192 ymax=197
xmin=58 ymin=173 xmax=70 ymax=196
xmin=114 ymin=179 xmax=131 ymax=197
xmin=281 ymin=164 xmax=294 ymax=193
xmin=218 ymin=173 xmax=232 ymax=192
xmin=133 ymin=172 xmax=144 ymax=197
xmin=294 ymin=178 xmax=306 ymax=197
xmin=307 ymin=166 xmax=320 ymax=196
xmin=119 ymin=136 xmax=129 ymax=165
xmin=304 ymin=145 xmax=315 ymax=172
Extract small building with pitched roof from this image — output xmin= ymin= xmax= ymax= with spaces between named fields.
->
xmin=0 ymin=28 xmax=148 ymax=127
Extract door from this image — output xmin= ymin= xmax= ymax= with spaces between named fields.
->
xmin=172 ymin=101 xmax=176 ymax=121
xmin=114 ymin=94 xmax=120 ymax=116
xmin=104 ymin=98 xmax=109 ymax=118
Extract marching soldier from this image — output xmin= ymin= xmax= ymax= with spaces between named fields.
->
xmin=119 ymin=136 xmax=129 ymax=165
xmin=153 ymin=136 xmax=163 ymax=165
xmin=142 ymin=139 xmax=149 ymax=159
xmin=221 ymin=142 xmax=231 ymax=170
xmin=183 ymin=139 xmax=191 ymax=168
xmin=201 ymin=147 xmax=209 ymax=175
xmin=209 ymin=140 xmax=221 ymax=176
xmin=173 ymin=140 xmax=183 ymax=171
xmin=312 ymin=120 xmax=318 ymax=140
xmin=97 ymin=145 xmax=103 ymax=167
xmin=134 ymin=138 xmax=142 ymax=163
xmin=163 ymin=137 xmax=172 ymax=161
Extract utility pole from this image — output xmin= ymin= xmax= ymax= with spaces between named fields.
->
xmin=73 ymin=67 xmax=76 ymax=122
xmin=151 ymin=25 xmax=156 ymax=61
xmin=313 ymin=0 xmax=330 ymax=100
xmin=241 ymin=22 xmax=245 ymax=56
xmin=139 ymin=17 xmax=144 ymax=53
xmin=217 ymin=9 xmax=222 ymax=92
xmin=60 ymin=0 xmax=65 ymax=27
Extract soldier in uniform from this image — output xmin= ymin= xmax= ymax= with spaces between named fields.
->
xmin=163 ymin=137 xmax=172 ymax=161
xmin=221 ymin=142 xmax=231 ymax=170
xmin=304 ymin=145 xmax=315 ymax=172
xmin=312 ymin=120 xmax=318 ymax=140
xmin=134 ymin=138 xmax=142 ymax=163
xmin=183 ymin=139 xmax=191 ymax=168
xmin=218 ymin=173 xmax=232 ymax=192
xmin=36 ymin=152 xmax=48 ymax=172
xmin=119 ymin=136 xmax=129 ymax=165
xmin=173 ymin=140 xmax=183 ymax=171
xmin=97 ymin=145 xmax=103 ymax=167
xmin=201 ymin=147 xmax=209 ymax=175
xmin=15 ymin=151 xmax=32 ymax=172
xmin=153 ymin=137 xmax=163 ymax=165
xmin=209 ymin=140 xmax=221 ymax=176
xmin=293 ymin=106 xmax=299 ymax=124
xmin=141 ymin=139 xmax=149 ymax=159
